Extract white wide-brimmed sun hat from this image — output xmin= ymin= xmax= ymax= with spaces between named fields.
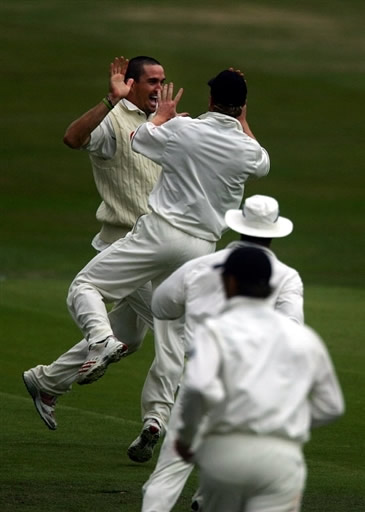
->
xmin=225 ymin=195 xmax=293 ymax=238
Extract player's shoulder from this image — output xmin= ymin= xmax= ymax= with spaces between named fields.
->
xmin=166 ymin=115 xmax=194 ymax=130
xmin=270 ymin=253 xmax=302 ymax=281
xmin=277 ymin=312 xmax=323 ymax=347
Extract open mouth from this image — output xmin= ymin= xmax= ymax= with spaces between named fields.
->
xmin=149 ymin=95 xmax=158 ymax=108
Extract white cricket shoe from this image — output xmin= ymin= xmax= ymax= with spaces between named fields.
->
xmin=77 ymin=335 xmax=128 ymax=385
xmin=23 ymin=369 xmax=58 ymax=430
xmin=127 ymin=418 xmax=162 ymax=463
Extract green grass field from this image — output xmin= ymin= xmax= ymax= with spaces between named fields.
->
xmin=1 ymin=0 xmax=365 ymax=510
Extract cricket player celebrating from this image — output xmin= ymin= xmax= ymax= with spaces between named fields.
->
xmin=176 ymin=247 xmax=344 ymax=512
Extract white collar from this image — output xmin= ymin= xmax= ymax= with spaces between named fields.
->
xmin=120 ymin=98 xmax=156 ymax=121
xmin=198 ymin=111 xmax=243 ymax=130
xmin=224 ymin=295 xmax=272 ymax=312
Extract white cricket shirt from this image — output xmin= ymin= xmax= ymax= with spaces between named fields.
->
xmin=178 ymin=297 xmax=345 ymax=446
xmin=131 ymin=112 xmax=270 ymax=242
xmin=151 ymin=241 xmax=304 ymax=350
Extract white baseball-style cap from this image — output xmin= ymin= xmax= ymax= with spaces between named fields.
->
xmin=225 ymin=195 xmax=293 ymax=238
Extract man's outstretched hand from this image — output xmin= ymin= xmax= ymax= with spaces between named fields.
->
xmin=152 ymin=82 xmax=185 ymax=126
xmin=108 ymin=56 xmax=134 ymax=105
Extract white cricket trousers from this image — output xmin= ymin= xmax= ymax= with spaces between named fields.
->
xmin=196 ymin=434 xmax=306 ymax=512
xmin=29 ymin=302 xmax=183 ymax=428
xmin=29 ymin=283 xmax=152 ymax=396
xmin=142 ymin=397 xmax=306 ymax=512
xmin=141 ymin=317 xmax=186 ymax=428
xmin=30 ymin=220 xmax=154 ymax=398
xmin=142 ymin=385 xmax=195 ymax=512
xmin=31 ymin=213 xmax=214 ymax=428
xmin=67 ymin=212 xmax=215 ymax=345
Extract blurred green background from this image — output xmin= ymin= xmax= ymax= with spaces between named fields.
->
xmin=2 ymin=0 xmax=365 ymax=286
xmin=1 ymin=1 xmax=365 ymax=510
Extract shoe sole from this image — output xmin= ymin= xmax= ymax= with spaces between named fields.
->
xmin=77 ymin=344 xmax=128 ymax=385
xmin=22 ymin=372 xmax=57 ymax=431
xmin=127 ymin=426 xmax=160 ymax=463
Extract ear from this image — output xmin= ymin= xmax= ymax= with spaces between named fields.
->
xmin=222 ymin=273 xmax=238 ymax=298
xmin=126 ymin=81 xmax=136 ymax=102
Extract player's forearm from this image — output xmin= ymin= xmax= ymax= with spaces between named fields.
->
xmin=63 ymin=100 xmax=115 ymax=149
xmin=310 ymin=394 xmax=345 ymax=428
xmin=177 ymin=389 xmax=205 ymax=446
xmin=151 ymin=281 xmax=185 ymax=320
xmin=310 ymin=362 xmax=345 ymax=427
xmin=237 ymin=104 xmax=257 ymax=140
xmin=276 ymin=290 xmax=304 ymax=325
xmin=240 ymin=118 xmax=256 ymax=139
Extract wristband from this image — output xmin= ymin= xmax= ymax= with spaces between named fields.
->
xmin=102 ymin=95 xmax=115 ymax=110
